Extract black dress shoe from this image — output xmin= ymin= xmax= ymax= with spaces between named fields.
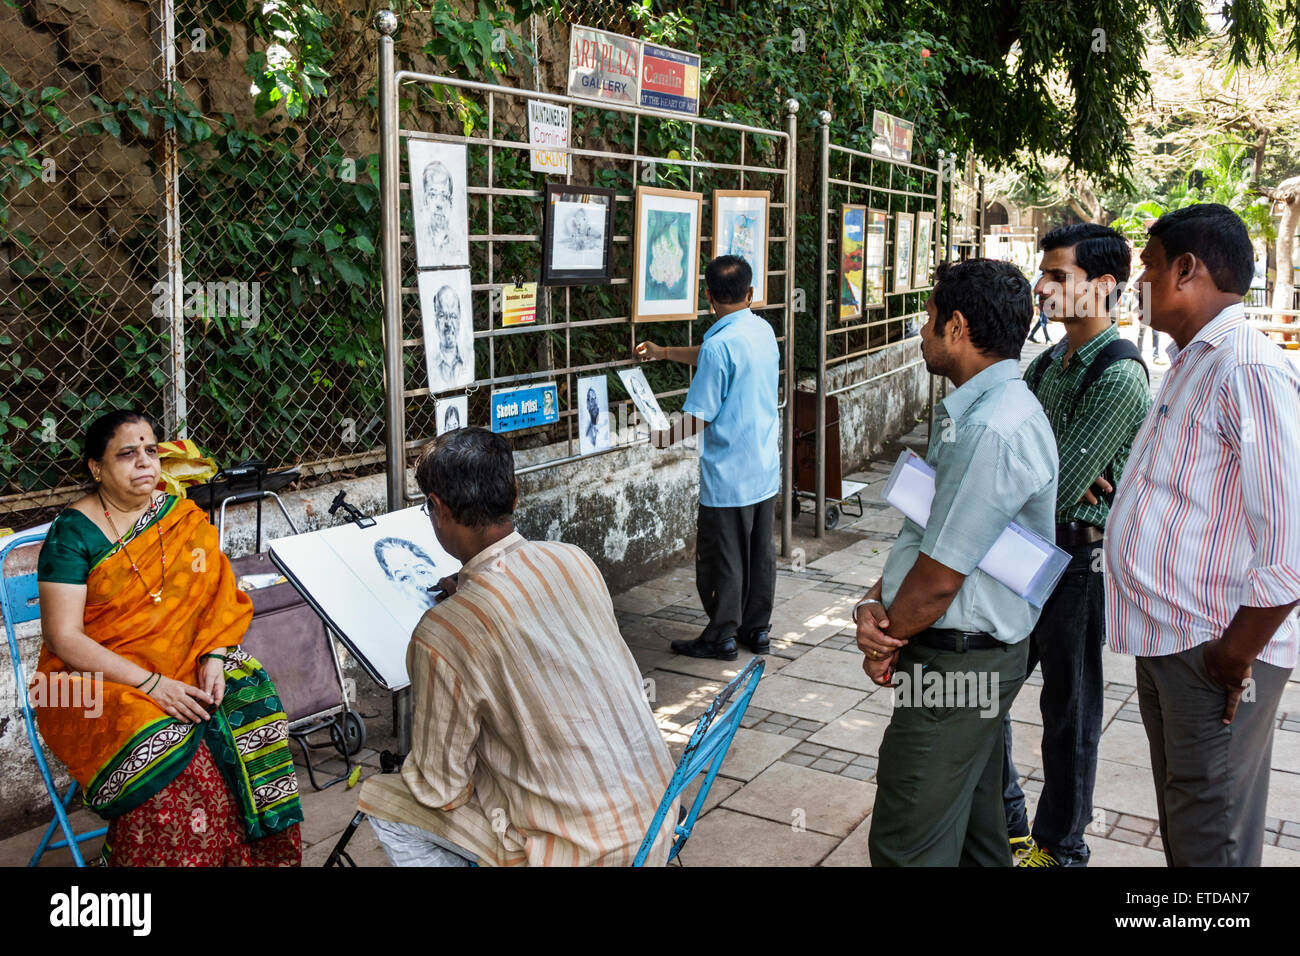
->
xmin=671 ymin=636 xmax=739 ymax=661
xmin=736 ymin=630 xmax=771 ymax=655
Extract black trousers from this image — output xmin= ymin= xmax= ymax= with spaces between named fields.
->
xmin=695 ymin=496 xmax=776 ymax=644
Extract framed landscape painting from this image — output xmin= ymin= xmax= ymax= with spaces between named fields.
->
xmin=633 ymin=186 xmax=703 ymax=322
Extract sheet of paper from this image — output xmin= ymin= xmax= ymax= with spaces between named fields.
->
xmin=977 ymin=527 xmax=1045 ymax=596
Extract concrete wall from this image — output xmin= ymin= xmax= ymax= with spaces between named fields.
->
xmin=825 ymin=338 xmax=930 ymax=473
xmin=0 ymin=345 xmax=924 ymax=838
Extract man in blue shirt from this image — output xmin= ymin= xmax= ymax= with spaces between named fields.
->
xmin=855 ymin=258 xmax=1059 ymax=866
xmin=635 ymin=255 xmax=780 ymax=661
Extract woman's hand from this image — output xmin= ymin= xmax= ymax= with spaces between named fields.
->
xmin=148 ymin=676 xmax=215 ymax=723
xmin=198 ymin=656 xmax=227 ymax=710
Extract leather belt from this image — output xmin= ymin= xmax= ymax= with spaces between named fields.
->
xmin=1056 ymin=520 xmax=1103 ymax=549
xmin=914 ymin=628 xmax=1004 ymax=653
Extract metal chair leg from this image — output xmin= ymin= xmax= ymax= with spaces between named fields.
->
xmin=324 ymin=811 xmax=367 ymax=867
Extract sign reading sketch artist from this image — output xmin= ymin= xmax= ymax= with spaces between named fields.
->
xmin=567 ymin=25 xmax=640 ymax=105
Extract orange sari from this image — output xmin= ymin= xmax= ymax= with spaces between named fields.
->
xmin=35 ymin=497 xmax=302 ymax=837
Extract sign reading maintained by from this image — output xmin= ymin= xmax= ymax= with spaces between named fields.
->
xmin=528 ymin=100 xmax=570 ymax=175
xmin=567 ymin=25 xmax=639 ymax=105
xmin=491 ymin=382 xmax=559 ymax=434
xmin=639 ymin=43 xmax=700 ymax=115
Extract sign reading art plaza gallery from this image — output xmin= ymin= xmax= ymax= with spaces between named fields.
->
xmin=639 ymin=43 xmax=699 ymax=115
xmin=567 ymin=25 xmax=640 ymax=105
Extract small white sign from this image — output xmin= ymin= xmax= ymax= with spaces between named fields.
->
xmin=528 ymin=100 xmax=570 ymax=176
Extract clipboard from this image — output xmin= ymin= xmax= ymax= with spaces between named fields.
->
xmin=882 ymin=450 xmax=1070 ymax=608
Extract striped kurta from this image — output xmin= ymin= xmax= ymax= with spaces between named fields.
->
xmin=359 ymin=532 xmax=677 ymax=866
xmin=1104 ymin=304 xmax=1300 ymax=667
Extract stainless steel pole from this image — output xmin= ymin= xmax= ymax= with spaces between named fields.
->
xmin=159 ymin=0 xmax=187 ymax=438
xmin=814 ymin=110 xmax=830 ymax=538
xmin=781 ymin=98 xmax=799 ymax=558
xmin=377 ymin=11 xmax=404 ymax=512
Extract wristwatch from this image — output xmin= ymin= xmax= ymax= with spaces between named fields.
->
xmin=852 ymin=598 xmax=883 ymax=623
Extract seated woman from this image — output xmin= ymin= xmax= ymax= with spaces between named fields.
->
xmin=35 ymin=409 xmax=303 ymax=866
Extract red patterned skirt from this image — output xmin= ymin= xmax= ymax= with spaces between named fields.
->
xmin=102 ymin=742 xmax=301 ymax=867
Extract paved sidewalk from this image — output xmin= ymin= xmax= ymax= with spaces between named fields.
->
xmin=4 ymin=329 xmax=1298 ymax=867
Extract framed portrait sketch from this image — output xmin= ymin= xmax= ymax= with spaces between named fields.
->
xmin=540 ymin=183 xmax=615 ymax=286
xmin=865 ymin=208 xmax=888 ymax=309
xmin=712 ymin=190 xmax=769 ymax=307
xmin=616 ymin=367 xmax=670 ymax=433
xmin=893 ymin=212 xmax=915 ymax=294
xmin=418 ymin=268 xmax=475 ymax=395
xmin=576 ymin=374 xmax=611 ymax=455
xmin=839 ymin=204 xmax=866 ymax=320
xmin=633 ymin=185 xmax=703 ymax=323
xmin=436 ymin=395 xmax=468 ymax=435
xmin=913 ymin=212 xmax=935 ymax=289
xmin=408 ymin=139 xmax=470 ymax=269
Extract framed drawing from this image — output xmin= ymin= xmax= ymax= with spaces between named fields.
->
xmin=865 ymin=208 xmax=888 ymax=309
xmin=540 ymin=183 xmax=616 ymax=286
xmin=576 ymin=374 xmax=612 ymax=455
xmin=408 ymin=139 xmax=469 ymax=269
xmin=893 ymin=212 xmax=915 ymax=294
xmin=632 ymin=185 xmax=703 ymax=322
xmin=839 ymin=204 xmax=866 ymax=320
xmin=617 ymin=367 xmax=670 ymax=432
xmin=418 ymin=268 xmax=475 ymax=395
xmin=913 ymin=211 xmax=935 ymax=289
xmin=712 ymin=189 xmax=769 ymax=307
xmin=436 ymin=395 xmax=467 ymax=435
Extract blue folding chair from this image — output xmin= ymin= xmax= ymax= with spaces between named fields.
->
xmin=633 ymin=655 xmax=765 ymax=866
xmin=1 ymin=531 xmax=108 ymax=866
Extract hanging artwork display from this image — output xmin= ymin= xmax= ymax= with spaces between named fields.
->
xmin=712 ymin=190 xmax=769 ymax=307
xmin=913 ymin=212 xmax=935 ymax=289
xmin=893 ymin=212 xmax=915 ymax=294
xmin=418 ymin=268 xmax=474 ymax=394
xmin=407 ymin=139 xmax=469 ymax=269
xmin=540 ymin=183 xmax=615 ymax=286
xmin=576 ymin=374 xmax=612 ymax=455
xmin=632 ymin=185 xmax=703 ymax=322
xmin=436 ymin=395 xmax=468 ymax=435
xmin=839 ymin=204 xmax=866 ymax=320
xmin=864 ymin=208 xmax=888 ymax=308
xmin=617 ymin=367 xmax=670 ymax=432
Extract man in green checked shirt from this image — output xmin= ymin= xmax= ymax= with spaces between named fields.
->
xmin=1003 ymin=224 xmax=1153 ymax=867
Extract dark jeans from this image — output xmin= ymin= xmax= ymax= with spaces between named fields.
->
xmin=1027 ymin=312 xmax=1052 ymax=343
xmin=1002 ymin=540 xmax=1106 ymax=864
xmin=695 ymin=496 xmax=776 ymax=644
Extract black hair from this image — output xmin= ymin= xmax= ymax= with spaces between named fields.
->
xmin=1040 ymin=223 xmax=1131 ymax=309
xmin=1146 ymin=203 xmax=1254 ymax=295
xmin=705 ymin=255 xmax=753 ymax=305
xmin=84 ymin=410 xmax=157 ymax=474
xmin=414 ymin=426 xmax=516 ymax=527
xmin=930 ymin=259 xmax=1033 ymax=360
xmin=373 ymin=536 xmax=436 ymax=579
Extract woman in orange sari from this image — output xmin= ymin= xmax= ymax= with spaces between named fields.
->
xmin=35 ymin=410 xmax=303 ymax=866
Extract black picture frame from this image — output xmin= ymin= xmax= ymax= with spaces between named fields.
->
xmin=540 ymin=183 xmax=616 ymax=286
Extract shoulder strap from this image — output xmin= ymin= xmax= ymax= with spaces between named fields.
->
xmin=1071 ymin=338 xmax=1148 ymax=419
xmin=1025 ymin=342 xmax=1066 ymax=396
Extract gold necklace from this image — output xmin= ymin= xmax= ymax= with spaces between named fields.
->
xmin=99 ymin=491 xmax=166 ymax=604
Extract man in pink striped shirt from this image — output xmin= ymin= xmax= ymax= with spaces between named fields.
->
xmin=1104 ymin=203 xmax=1300 ymax=866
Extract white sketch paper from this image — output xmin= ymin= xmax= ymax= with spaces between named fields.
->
xmin=577 ymin=374 xmax=611 ymax=455
xmin=408 ymin=140 xmax=469 ymax=269
xmin=552 ymin=200 xmax=607 ymax=271
xmin=419 ymin=269 xmax=474 ymax=394
xmin=617 ymin=367 xmax=670 ymax=433
xmin=436 ymin=395 xmax=468 ymax=435
xmin=268 ymin=506 xmax=460 ymax=690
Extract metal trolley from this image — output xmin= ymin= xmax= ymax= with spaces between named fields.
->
xmin=208 ymin=464 xmax=365 ymax=790
xmin=791 ymin=379 xmax=864 ymax=530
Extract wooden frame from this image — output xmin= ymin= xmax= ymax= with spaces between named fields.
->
xmin=913 ymin=211 xmax=935 ymax=289
xmin=632 ymin=185 xmax=703 ymax=323
xmin=539 ymin=183 xmax=616 ymax=286
xmin=864 ymin=207 xmax=888 ymax=309
xmin=838 ymin=203 xmax=867 ymax=320
xmin=711 ymin=189 xmax=769 ymax=307
xmin=893 ymin=211 xmax=915 ymax=294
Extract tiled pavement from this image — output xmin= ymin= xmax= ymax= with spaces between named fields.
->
xmin=4 ymin=328 xmax=1299 ymax=867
